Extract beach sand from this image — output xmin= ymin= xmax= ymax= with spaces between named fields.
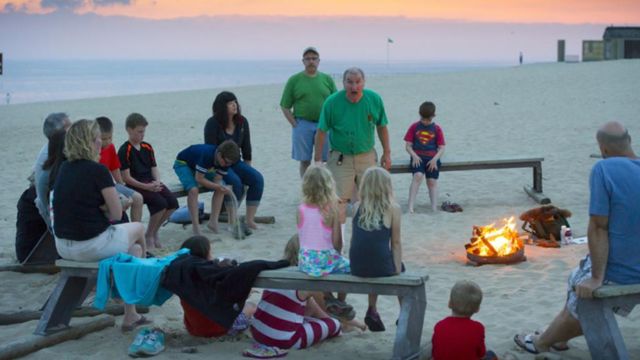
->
xmin=1 ymin=59 xmax=639 ymax=359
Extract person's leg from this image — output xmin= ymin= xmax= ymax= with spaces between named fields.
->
xmin=408 ymin=172 xmax=424 ymax=213
xmin=232 ymin=161 xmax=263 ymax=229
xmin=299 ymin=161 xmax=311 ymax=178
xmin=327 ymin=151 xmax=356 ymax=225
xmin=292 ymin=119 xmax=315 ymax=178
xmin=208 ymin=189 xmax=225 ymax=233
xmin=426 ymin=179 xmax=438 ymax=212
xmin=534 ymin=307 xmax=582 ymax=352
xmin=365 ymin=293 xmax=386 ymax=331
xmin=152 ymin=186 xmax=178 ymax=247
xmin=122 ymin=223 xmax=145 ymax=326
xmin=129 ymin=191 xmax=144 ymax=222
xmin=187 ymin=187 xmax=201 ymax=235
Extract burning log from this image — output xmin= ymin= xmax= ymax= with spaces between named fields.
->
xmin=465 ymin=217 xmax=526 ymax=265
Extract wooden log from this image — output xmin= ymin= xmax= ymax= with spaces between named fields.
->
xmin=0 ymin=264 xmax=59 ymax=274
xmin=0 ymin=315 xmax=114 ymax=360
xmin=0 ymin=305 xmax=148 ymax=326
xmin=211 ymin=214 xmax=275 ymax=224
xmin=523 ymin=185 xmax=551 ymax=204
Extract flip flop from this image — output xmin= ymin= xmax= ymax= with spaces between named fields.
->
xmin=121 ymin=315 xmax=152 ymax=333
xmin=450 ymin=203 xmax=464 ymax=212
xmin=242 ymin=343 xmax=288 ymax=358
xmin=534 ymin=329 xmax=569 ymax=351
xmin=513 ymin=333 xmax=539 ymax=354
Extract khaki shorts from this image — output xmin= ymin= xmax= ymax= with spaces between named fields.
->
xmin=327 ymin=149 xmax=377 ymax=200
xmin=55 ymin=224 xmax=131 ymax=262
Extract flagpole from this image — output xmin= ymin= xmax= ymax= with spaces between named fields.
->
xmin=386 ymin=40 xmax=390 ymax=68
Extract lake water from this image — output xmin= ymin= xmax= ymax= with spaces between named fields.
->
xmin=0 ymin=59 xmax=510 ymax=104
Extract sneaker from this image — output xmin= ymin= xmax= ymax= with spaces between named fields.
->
xmin=128 ymin=327 xmax=151 ymax=358
xmin=364 ymin=308 xmax=385 ymax=332
xmin=138 ymin=328 xmax=165 ymax=356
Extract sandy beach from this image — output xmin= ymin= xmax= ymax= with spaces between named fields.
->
xmin=0 ymin=59 xmax=639 ymax=359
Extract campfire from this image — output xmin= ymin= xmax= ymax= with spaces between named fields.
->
xmin=465 ymin=217 xmax=526 ymax=265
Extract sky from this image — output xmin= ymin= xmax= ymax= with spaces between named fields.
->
xmin=1 ymin=0 xmax=639 ymax=62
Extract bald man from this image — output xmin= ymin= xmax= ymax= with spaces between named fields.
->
xmin=514 ymin=121 xmax=640 ymax=354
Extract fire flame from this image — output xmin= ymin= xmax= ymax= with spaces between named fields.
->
xmin=466 ymin=217 xmax=523 ymax=257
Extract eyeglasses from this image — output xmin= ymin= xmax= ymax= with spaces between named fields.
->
xmin=303 ymin=57 xmax=319 ymax=62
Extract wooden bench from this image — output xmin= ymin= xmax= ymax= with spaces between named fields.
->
xmin=576 ymin=284 xmax=640 ymax=360
xmin=38 ymin=261 xmax=428 ymax=360
xmin=389 ymin=157 xmax=550 ymax=204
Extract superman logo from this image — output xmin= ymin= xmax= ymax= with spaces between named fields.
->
xmin=417 ymin=130 xmax=434 ymax=145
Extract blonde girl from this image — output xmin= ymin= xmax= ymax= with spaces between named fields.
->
xmin=349 ymin=167 xmax=402 ymax=332
xmin=297 ymin=165 xmax=350 ymax=276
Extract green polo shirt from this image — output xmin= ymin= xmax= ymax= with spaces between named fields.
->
xmin=318 ymin=89 xmax=388 ymax=155
xmin=280 ymin=71 xmax=337 ymax=122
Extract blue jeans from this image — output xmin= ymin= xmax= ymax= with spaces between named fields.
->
xmin=223 ymin=161 xmax=264 ymax=207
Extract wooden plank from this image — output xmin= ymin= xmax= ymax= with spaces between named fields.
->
xmin=388 ymin=158 xmax=544 ymax=174
xmin=594 ymin=284 xmax=640 ymax=298
xmin=0 ymin=305 xmax=148 ymax=326
xmin=2 ymin=315 xmax=114 ymax=360
xmin=0 ymin=263 xmax=60 ymax=274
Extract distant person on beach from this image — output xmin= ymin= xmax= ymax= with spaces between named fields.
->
xmin=280 ymin=46 xmax=337 ymax=177
xmin=118 ymin=113 xmax=178 ymax=250
xmin=96 ymin=116 xmax=144 ymax=223
xmin=178 ymin=235 xmax=256 ymax=337
xmin=432 ymin=280 xmax=497 ymax=360
xmin=315 ymin=67 xmax=392 ymax=222
xmin=204 ymin=91 xmax=263 ymax=232
xmin=519 ymin=52 xmax=523 ymax=65
xmin=514 ymin=121 xmax=640 ymax=354
xmin=348 ymin=167 xmax=402 ymax=332
xmin=173 ymin=141 xmax=241 ymax=236
xmin=52 ymin=119 xmax=149 ymax=331
xmin=33 ymin=112 xmax=71 ymax=227
xmin=404 ymin=101 xmax=446 ymax=213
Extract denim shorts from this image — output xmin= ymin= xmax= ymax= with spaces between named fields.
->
xmin=173 ymin=160 xmax=215 ymax=191
xmin=115 ymin=183 xmax=136 ymax=198
xmin=292 ymin=118 xmax=329 ymax=162
xmin=410 ymin=156 xmax=441 ymax=179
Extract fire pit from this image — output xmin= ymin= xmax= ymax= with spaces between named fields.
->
xmin=465 ymin=217 xmax=526 ymax=265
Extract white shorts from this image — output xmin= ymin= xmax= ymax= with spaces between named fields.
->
xmin=55 ymin=224 xmax=131 ymax=262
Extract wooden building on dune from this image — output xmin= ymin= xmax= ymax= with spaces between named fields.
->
xmin=581 ymin=26 xmax=640 ymax=62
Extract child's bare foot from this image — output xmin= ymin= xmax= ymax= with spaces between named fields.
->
xmin=154 ymin=237 xmax=162 ymax=249
xmin=246 ymin=221 xmax=258 ymax=230
xmin=342 ymin=318 xmax=367 ymax=332
xmin=145 ymin=235 xmax=155 ymax=250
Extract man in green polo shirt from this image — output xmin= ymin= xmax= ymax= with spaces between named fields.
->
xmin=315 ymin=67 xmax=392 ymax=204
xmin=280 ymin=47 xmax=338 ymax=177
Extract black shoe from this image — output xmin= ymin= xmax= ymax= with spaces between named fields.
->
xmin=364 ymin=308 xmax=385 ymax=332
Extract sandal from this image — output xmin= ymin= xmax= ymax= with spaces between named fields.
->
xmin=242 ymin=342 xmax=288 ymax=358
xmin=440 ymin=201 xmax=456 ymax=213
xmin=364 ymin=308 xmax=385 ymax=332
xmin=121 ymin=315 xmax=153 ymax=333
xmin=513 ymin=333 xmax=539 ymax=354
xmin=450 ymin=203 xmax=463 ymax=212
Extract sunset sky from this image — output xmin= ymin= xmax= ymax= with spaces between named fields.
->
xmin=2 ymin=0 xmax=640 ymax=24
xmin=1 ymin=1 xmax=639 ymax=61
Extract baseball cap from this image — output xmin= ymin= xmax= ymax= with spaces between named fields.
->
xmin=303 ymin=47 xmax=319 ymax=57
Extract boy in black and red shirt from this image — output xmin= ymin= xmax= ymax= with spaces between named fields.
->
xmin=403 ymin=101 xmax=446 ymax=213
xmin=118 ymin=113 xmax=178 ymax=249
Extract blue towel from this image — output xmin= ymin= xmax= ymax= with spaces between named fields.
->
xmin=94 ymin=248 xmax=190 ymax=309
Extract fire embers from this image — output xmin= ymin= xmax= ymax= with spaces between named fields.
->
xmin=465 ymin=217 xmax=527 ymax=265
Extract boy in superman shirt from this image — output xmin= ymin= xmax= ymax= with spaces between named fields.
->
xmin=431 ymin=280 xmax=497 ymax=360
xmin=404 ymin=101 xmax=446 ymax=213
xmin=96 ymin=116 xmax=144 ymax=223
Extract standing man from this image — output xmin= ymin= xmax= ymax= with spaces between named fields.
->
xmin=281 ymin=47 xmax=337 ymax=177
xmin=315 ymin=67 xmax=391 ymax=208
xmin=514 ymin=121 xmax=640 ymax=354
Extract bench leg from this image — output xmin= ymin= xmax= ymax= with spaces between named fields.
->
xmin=577 ymin=297 xmax=630 ymax=360
xmin=393 ymin=284 xmax=427 ymax=360
xmin=532 ymin=163 xmax=543 ymax=193
xmin=34 ymin=273 xmax=96 ymax=335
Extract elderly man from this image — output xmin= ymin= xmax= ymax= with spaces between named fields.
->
xmin=514 ymin=121 xmax=640 ymax=354
xmin=314 ymin=67 xmax=391 ymax=204
xmin=33 ymin=112 xmax=71 ymax=225
xmin=280 ymin=47 xmax=337 ymax=177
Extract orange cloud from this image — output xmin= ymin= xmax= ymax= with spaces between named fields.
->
xmin=2 ymin=0 xmax=639 ymax=24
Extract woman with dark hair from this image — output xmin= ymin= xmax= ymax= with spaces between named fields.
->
xmin=34 ymin=130 xmax=67 ymax=228
xmin=204 ymin=91 xmax=264 ymax=232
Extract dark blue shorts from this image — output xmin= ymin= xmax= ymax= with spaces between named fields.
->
xmin=410 ymin=156 xmax=441 ymax=179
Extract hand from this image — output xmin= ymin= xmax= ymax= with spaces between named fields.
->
xmin=289 ymin=119 xmax=298 ymax=128
xmin=120 ymin=194 xmax=133 ymax=210
xmin=427 ymin=159 xmax=438 ymax=172
xmin=575 ymin=277 xmax=603 ymax=299
xmin=380 ymin=153 xmax=392 ymax=170
xmin=152 ymin=181 xmax=163 ymax=192
xmin=411 ymin=154 xmax=422 ymax=168
xmin=314 ymin=160 xmax=325 ymax=167
xmin=216 ymin=184 xmax=231 ymax=195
